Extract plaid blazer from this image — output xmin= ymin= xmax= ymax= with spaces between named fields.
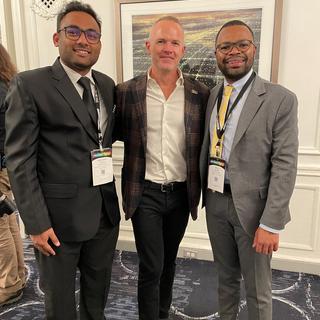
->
xmin=115 ymin=74 xmax=209 ymax=220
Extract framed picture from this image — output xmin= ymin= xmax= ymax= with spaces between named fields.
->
xmin=115 ymin=0 xmax=283 ymax=88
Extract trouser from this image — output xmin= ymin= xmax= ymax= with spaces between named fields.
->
xmin=132 ymin=181 xmax=189 ymax=320
xmin=35 ymin=214 xmax=119 ymax=320
xmin=206 ymin=190 xmax=272 ymax=320
xmin=0 ymin=169 xmax=25 ymax=303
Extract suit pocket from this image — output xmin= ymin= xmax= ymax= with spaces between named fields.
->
xmin=259 ymin=186 xmax=268 ymax=199
xmin=41 ymin=183 xmax=78 ymax=198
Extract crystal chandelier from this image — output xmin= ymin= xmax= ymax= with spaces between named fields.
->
xmin=31 ymin=0 xmax=69 ymax=20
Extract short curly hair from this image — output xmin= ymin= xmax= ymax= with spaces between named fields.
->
xmin=215 ymin=20 xmax=254 ymax=45
xmin=56 ymin=1 xmax=101 ymax=31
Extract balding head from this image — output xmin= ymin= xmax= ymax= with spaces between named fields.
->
xmin=148 ymin=16 xmax=184 ymax=41
xmin=146 ymin=16 xmax=185 ymax=76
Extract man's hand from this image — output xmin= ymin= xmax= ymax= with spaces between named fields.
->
xmin=252 ymin=227 xmax=279 ymax=255
xmin=30 ymin=228 xmax=60 ymax=256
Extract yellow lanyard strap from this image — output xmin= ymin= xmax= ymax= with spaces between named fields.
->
xmin=210 ymin=85 xmax=233 ymax=157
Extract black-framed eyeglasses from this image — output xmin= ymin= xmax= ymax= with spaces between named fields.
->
xmin=58 ymin=26 xmax=101 ymax=44
xmin=216 ymin=40 xmax=255 ymax=54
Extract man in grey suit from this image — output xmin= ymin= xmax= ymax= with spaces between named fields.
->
xmin=200 ymin=20 xmax=298 ymax=320
xmin=4 ymin=2 xmax=120 ymax=319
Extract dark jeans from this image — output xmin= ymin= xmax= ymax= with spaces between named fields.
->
xmin=132 ymin=182 xmax=189 ymax=320
xmin=35 ymin=214 xmax=119 ymax=320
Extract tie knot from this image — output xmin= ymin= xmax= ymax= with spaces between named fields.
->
xmin=78 ymin=77 xmax=91 ymax=91
xmin=223 ymin=85 xmax=233 ymax=97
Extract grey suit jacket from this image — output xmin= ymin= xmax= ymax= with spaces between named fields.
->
xmin=4 ymin=59 xmax=120 ymax=241
xmin=200 ymin=75 xmax=298 ymax=235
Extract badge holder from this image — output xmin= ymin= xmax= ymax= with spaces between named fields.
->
xmin=90 ymin=88 xmax=113 ymax=186
xmin=208 ymin=140 xmax=225 ymax=193
xmin=91 ymin=148 xmax=113 ymax=186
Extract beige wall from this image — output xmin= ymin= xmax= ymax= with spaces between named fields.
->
xmin=3 ymin=0 xmax=320 ymax=274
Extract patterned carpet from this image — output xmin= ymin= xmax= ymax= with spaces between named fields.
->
xmin=0 ymin=239 xmax=319 ymax=319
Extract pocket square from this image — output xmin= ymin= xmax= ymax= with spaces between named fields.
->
xmin=112 ymin=105 xmax=116 ymax=113
xmin=192 ymin=89 xmax=198 ymax=94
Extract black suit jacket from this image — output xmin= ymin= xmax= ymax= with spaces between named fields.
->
xmin=4 ymin=59 xmax=120 ymax=241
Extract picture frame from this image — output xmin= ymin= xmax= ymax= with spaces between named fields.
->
xmin=115 ymin=0 xmax=283 ymax=88
xmin=0 ymin=0 xmax=8 ymax=47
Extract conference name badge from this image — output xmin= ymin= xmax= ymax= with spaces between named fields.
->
xmin=208 ymin=156 xmax=225 ymax=193
xmin=91 ymin=148 xmax=113 ymax=186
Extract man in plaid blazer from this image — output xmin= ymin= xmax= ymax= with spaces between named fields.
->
xmin=116 ymin=16 xmax=209 ymax=320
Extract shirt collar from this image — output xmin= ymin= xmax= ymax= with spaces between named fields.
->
xmin=224 ymin=69 xmax=253 ymax=93
xmin=147 ymin=68 xmax=184 ymax=87
xmin=60 ymin=59 xmax=94 ymax=85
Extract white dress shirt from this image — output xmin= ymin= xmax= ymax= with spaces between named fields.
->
xmin=60 ymin=59 xmax=108 ymax=136
xmin=145 ymin=70 xmax=186 ymax=183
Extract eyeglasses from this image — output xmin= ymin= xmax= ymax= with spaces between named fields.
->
xmin=58 ymin=26 xmax=101 ymax=44
xmin=216 ymin=40 xmax=255 ymax=54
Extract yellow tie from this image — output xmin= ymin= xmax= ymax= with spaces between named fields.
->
xmin=211 ymin=85 xmax=234 ymax=157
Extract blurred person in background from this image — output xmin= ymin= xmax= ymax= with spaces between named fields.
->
xmin=0 ymin=43 xmax=26 ymax=307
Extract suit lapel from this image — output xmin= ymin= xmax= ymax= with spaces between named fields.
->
xmin=134 ymin=76 xmax=148 ymax=152
xmin=199 ymin=83 xmax=221 ymax=174
xmin=93 ymin=71 xmax=113 ymax=116
xmin=231 ymin=76 xmax=266 ymax=151
xmin=93 ymin=72 xmax=113 ymax=145
xmin=51 ymin=59 xmax=97 ymax=143
xmin=183 ymin=76 xmax=194 ymax=135
xmin=204 ymin=83 xmax=222 ymax=140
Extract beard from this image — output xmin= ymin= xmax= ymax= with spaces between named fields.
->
xmin=217 ymin=56 xmax=253 ymax=82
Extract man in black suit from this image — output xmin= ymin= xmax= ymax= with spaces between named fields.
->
xmin=4 ymin=1 xmax=120 ymax=319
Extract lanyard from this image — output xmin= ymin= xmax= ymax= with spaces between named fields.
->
xmin=93 ymin=85 xmax=103 ymax=150
xmin=216 ymin=71 xmax=256 ymax=139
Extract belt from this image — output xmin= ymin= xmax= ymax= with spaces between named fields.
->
xmin=224 ymin=183 xmax=232 ymax=195
xmin=144 ymin=180 xmax=186 ymax=193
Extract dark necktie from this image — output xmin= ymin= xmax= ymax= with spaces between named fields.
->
xmin=78 ymin=77 xmax=98 ymax=125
